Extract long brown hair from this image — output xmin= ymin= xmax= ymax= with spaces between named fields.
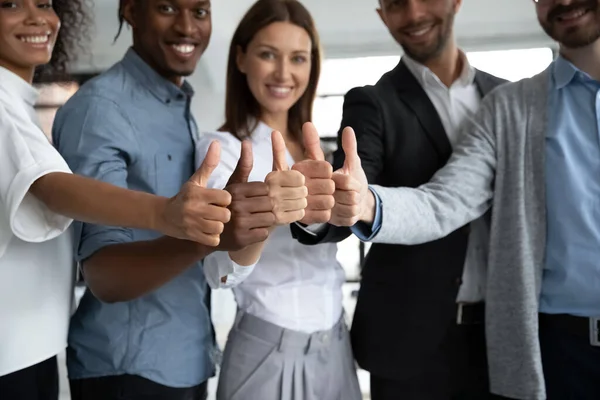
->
xmin=220 ymin=0 xmax=322 ymax=141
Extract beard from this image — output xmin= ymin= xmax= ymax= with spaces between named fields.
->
xmin=396 ymin=10 xmax=455 ymax=63
xmin=539 ymin=0 xmax=600 ymax=49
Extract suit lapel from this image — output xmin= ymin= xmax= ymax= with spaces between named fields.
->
xmin=474 ymin=70 xmax=497 ymax=96
xmin=391 ymin=61 xmax=452 ymax=161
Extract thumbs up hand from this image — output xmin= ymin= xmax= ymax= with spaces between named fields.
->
xmin=159 ymin=141 xmax=232 ymax=246
xmin=217 ymin=140 xmax=276 ymax=251
xmin=264 ymin=131 xmax=308 ymax=225
xmin=290 ymin=122 xmax=336 ymax=225
xmin=330 ymin=127 xmax=372 ymax=226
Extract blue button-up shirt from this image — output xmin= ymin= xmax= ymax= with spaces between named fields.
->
xmin=540 ymin=56 xmax=600 ymax=317
xmin=52 ymin=48 xmax=215 ymax=387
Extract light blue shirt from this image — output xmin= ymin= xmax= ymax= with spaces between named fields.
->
xmin=540 ymin=56 xmax=600 ymax=317
xmin=350 ymin=187 xmax=382 ymax=241
xmin=52 ymin=48 xmax=215 ymax=387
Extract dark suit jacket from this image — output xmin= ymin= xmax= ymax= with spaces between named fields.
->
xmin=291 ymin=59 xmax=506 ymax=380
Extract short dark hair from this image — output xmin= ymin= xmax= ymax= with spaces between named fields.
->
xmin=220 ymin=0 xmax=322 ymax=142
xmin=34 ymin=0 xmax=93 ymax=82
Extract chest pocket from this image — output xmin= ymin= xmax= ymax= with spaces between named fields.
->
xmin=154 ymin=153 xmax=189 ymax=197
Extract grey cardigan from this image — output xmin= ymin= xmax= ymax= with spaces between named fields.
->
xmin=370 ymin=68 xmax=551 ymax=400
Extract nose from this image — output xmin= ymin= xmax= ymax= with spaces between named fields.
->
xmin=404 ymin=0 xmax=428 ymax=23
xmin=23 ymin=4 xmax=48 ymax=26
xmin=273 ymin=57 xmax=291 ymax=81
xmin=173 ymin=11 xmax=197 ymax=36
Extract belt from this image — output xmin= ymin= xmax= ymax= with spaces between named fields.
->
xmin=539 ymin=313 xmax=600 ymax=346
xmin=456 ymin=302 xmax=485 ymax=325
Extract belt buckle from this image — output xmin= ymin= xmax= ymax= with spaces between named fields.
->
xmin=589 ymin=318 xmax=600 ymax=346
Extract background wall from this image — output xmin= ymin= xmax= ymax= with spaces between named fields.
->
xmin=77 ymin=0 xmax=555 ymax=133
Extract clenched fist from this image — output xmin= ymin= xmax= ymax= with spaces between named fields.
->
xmin=291 ymin=122 xmax=335 ymax=224
xmin=218 ymin=141 xmax=276 ymax=251
xmin=159 ymin=141 xmax=232 ymax=246
xmin=265 ymin=131 xmax=308 ymax=225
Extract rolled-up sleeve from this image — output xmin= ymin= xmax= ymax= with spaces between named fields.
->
xmin=195 ymin=133 xmax=257 ymax=289
xmin=52 ymin=96 xmax=138 ymax=262
xmin=0 ymin=103 xmax=72 ymax=256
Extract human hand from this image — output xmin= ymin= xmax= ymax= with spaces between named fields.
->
xmin=330 ymin=127 xmax=373 ymax=226
xmin=264 ymin=131 xmax=308 ymax=225
xmin=218 ymin=141 xmax=275 ymax=251
xmin=291 ymin=122 xmax=335 ymax=225
xmin=159 ymin=141 xmax=232 ymax=246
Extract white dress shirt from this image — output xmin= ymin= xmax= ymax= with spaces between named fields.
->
xmin=196 ymin=122 xmax=346 ymax=333
xmin=403 ymin=54 xmax=489 ymax=303
xmin=0 ymin=66 xmax=75 ymax=376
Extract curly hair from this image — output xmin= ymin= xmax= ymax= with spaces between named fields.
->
xmin=34 ymin=0 xmax=94 ymax=82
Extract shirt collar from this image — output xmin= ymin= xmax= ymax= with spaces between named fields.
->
xmin=402 ymin=50 xmax=476 ymax=88
xmin=552 ymin=54 xmax=593 ymax=89
xmin=120 ymin=47 xmax=194 ymax=104
xmin=252 ymin=120 xmax=275 ymax=142
xmin=0 ymin=66 xmax=39 ymax=107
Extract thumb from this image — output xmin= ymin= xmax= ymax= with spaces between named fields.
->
xmin=227 ymin=140 xmax=253 ymax=184
xmin=191 ymin=140 xmax=220 ymax=187
xmin=341 ymin=127 xmax=359 ymax=174
xmin=271 ymin=130 xmax=289 ymax=171
xmin=302 ymin=122 xmax=325 ymax=161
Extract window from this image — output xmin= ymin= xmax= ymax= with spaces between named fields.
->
xmin=313 ymin=47 xmax=555 ymax=138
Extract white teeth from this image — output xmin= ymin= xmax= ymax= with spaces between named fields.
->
xmin=407 ymin=25 xmax=433 ymax=37
xmin=560 ymin=9 xmax=587 ymax=20
xmin=269 ymin=86 xmax=292 ymax=95
xmin=20 ymin=35 xmax=48 ymax=44
xmin=172 ymin=44 xmax=195 ymax=54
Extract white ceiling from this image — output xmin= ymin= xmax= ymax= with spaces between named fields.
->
xmin=82 ymin=0 xmax=554 ymax=92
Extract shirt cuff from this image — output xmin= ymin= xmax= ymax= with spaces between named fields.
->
xmin=220 ymin=257 xmax=256 ymax=289
xmin=350 ymin=186 xmax=382 ymax=241
xmin=293 ymin=222 xmax=328 ymax=237
xmin=204 ymin=251 xmax=257 ymax=289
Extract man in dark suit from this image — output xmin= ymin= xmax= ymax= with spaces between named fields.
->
xmin=291 ymin=0 xmax=507 ymax=398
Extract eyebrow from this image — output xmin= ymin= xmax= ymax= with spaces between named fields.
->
xmin=255 ymin=44 xmax=310 ymax=54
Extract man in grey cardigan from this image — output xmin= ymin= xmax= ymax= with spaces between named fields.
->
xmin=334 ymin=0 xmax=600 ymax=399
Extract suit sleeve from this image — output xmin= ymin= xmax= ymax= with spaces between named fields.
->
xmin=369 ymin=94 xmax=498 ymax=244
xmin=291 ymin=86 xmax=386 ymax=244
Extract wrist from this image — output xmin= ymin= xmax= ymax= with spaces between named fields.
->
xmin=150 ymin=196 xmax=170 ymax=234
xmin=359 ymin=188 xmax=375 ymax=224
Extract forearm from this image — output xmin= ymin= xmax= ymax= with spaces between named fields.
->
xmin=83 ymin=236 xmax=212 ymax=303
xmin=30 ymin=172 xmax=166 ymax=232
xmin=228 ymin=239 xmax=267 ymax=267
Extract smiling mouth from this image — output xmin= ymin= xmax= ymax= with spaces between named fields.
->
xmin=171 ymin=44 xmax=196 ymax=56
xmin=556 ymin=8 xmax=591 ymax=23
xmin=17 ymin=34 xmax=50 ymax=45
xmin=403 ymin=24 xmax=435 ymax=38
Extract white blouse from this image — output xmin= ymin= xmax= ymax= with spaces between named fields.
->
xmin=196 ymin=121 xmax=346 ymax=333
xmin=0 ymin=66 xmax=75 ymax=376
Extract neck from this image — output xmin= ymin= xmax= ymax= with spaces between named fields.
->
xmin=131 ymin=44 xmax=183 ymax=87
xmin=0 ymin=60 xmax=34 ymax=83
xmin=261 ymin=112 xmax=289 ymax=139
xmin=560 ymin=39 xmax=600 ymax=81
xmin=422 ymin=41 xmax=462 ymax=87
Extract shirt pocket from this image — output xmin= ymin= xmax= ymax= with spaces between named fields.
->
xmin=154 ymin=153 xmax=188 ymax=198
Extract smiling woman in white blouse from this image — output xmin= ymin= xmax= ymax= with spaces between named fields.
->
xmin=195 ymin=1 xmax=362 ymax=399
xmin=0 ymin=1 xmax=233 ymax=398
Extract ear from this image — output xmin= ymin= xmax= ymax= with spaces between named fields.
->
xmin=236 ymin=45 xmax=247 ymax=74
xmin=122 ymin=1 xmax=136 ymax=28
xmin=376 ymin=7 xmax=385 ymax=24
xmin=454 ymin=0 xmax=462 ymax=13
